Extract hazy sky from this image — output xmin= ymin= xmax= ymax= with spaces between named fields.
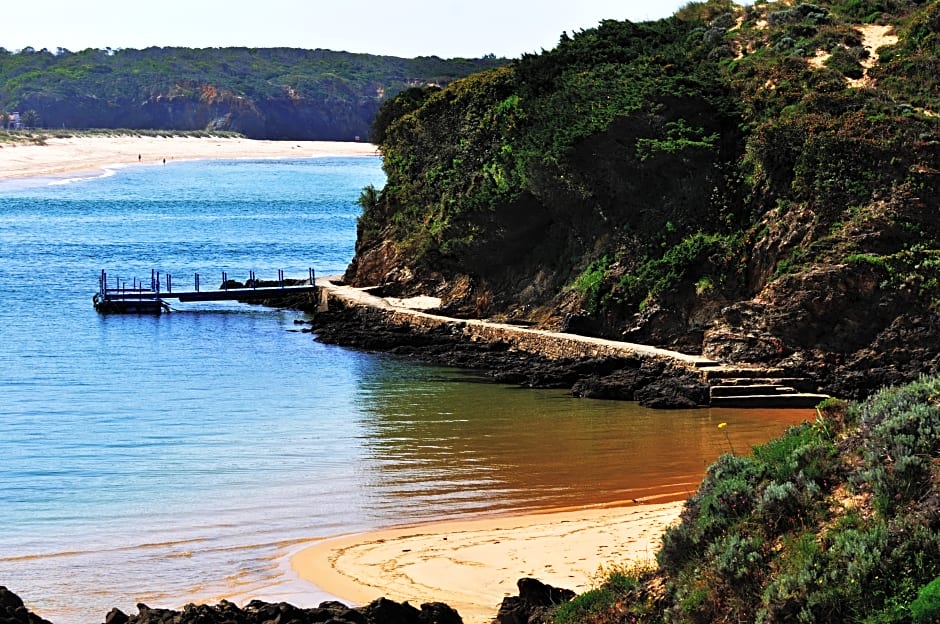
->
xmin=5 ymin=1 xmax=692 ymax=58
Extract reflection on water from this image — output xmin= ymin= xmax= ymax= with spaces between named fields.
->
xmin=355 ymin=367 xmax=812 ymax=517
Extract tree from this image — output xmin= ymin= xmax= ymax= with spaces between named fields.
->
xmin=20 ymin=109 xmax=40 ymax=129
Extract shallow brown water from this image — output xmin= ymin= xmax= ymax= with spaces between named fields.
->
xmin=355 ymin=368 xmax=812 ymax=518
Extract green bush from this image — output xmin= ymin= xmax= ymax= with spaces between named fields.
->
xmin=911 ymin=577 xmax=940 ymax=623
xmin=553 ymin=587 xmax=617 ymax=624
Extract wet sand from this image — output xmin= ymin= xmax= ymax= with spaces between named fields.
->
xmin=0 ymin=136 xmax=377 ymax=180
xmin=292 ymin=501 xmax=684 ymax=624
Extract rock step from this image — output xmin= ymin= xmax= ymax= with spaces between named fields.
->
xmin=711 ymin=377 xmax=809 ymax=387
xmin=712 ymin=378 xmax=817 ymax=393
xmin=709 ymin=393 xmax=830 ymax=409
xmin=710 ymin=384 xmax=797 ymax=398
xmin=699 ymin=366 xmax=786 ymax=380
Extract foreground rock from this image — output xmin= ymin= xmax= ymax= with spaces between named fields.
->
xmin=0 ymin=587 xmax=53 ymax=624
xmin=495 ymin=578 xmax=576 ymax=624
xmin=110 ymin=598 xmax=462 ymax=624
xmin=2 ymin=580 xmax=578 ymax=624
xmin=1 ymin=586 xmax=462 ymax=624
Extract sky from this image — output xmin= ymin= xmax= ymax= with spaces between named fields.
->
xmin=4 ymin=1 xmax=693 ymax=59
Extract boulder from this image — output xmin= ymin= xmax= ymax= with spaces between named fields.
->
xmin=495 ymin=578 xmax=575 ymax=624
xmin=0 ymin=587 xmax=53 ymax=624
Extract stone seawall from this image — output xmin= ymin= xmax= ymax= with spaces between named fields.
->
xmin=340 ymin=294 xmax=714 ymax=373
xmin=314 ymin=280 xmax=830 ymax=410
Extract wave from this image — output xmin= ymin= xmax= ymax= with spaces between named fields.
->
xmin=47 ymin=164 xmax=123 ymax=186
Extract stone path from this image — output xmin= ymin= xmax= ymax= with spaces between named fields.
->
xmin=316 ymin=279 xmax=830 ymax=408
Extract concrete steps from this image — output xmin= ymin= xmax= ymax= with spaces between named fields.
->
xmin=699 ymin=363 xmax=829 ymax=409
xmin=709 ymin=392 xmax=830 ymax=409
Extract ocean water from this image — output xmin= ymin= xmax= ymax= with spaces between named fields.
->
xmin=0 ymin=156 xmax=809 ymax=623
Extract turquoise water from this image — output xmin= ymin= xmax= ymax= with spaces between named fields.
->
xmin=0 ymin=157 xmax=809 ymax=623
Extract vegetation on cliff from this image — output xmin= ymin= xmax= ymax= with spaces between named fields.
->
xmin=553 ymin=375 xmax=940 ymax=623
xmin=0 ymin=47 xmax=505 ymax=139
xmin=350 ymin=0 xmax=940 ymax=397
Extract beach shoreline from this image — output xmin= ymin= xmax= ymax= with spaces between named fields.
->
xmin=290 ymin=500 xmax=685 ymax=624
xmin=0 ymin=135 xmax=378 ymax=181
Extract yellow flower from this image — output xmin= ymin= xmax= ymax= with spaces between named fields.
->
xmin=718 ymin=422 xmax=728 ymax=429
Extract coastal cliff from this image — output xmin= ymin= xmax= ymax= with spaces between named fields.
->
xmin=346 ymin=0 xmax=940 ymax=401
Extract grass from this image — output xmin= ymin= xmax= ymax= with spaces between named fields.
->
xmin=0 ymin=128 xmax=245 ymax=145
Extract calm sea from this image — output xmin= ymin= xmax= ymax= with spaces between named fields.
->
xmin=0 ymin=156 xmax=809 ymax=623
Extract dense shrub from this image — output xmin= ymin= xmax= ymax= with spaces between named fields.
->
xmin=575 ymin=377 xmax=940 ymax=624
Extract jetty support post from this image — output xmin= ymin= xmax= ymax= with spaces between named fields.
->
xmin=278 ymin=269 xmax=284 ymax=289
xmin=195 ymin=273 xmax=200 ymax=293
xmin=309 ymin=267 xmax=315 ymax=286
xmin=222 ymin=271 xmax=228 ymax=290
xmin=166 ymin=273 xmax=172 ymax=294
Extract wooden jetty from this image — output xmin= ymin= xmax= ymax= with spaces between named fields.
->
xmin=94 ymin=268 xmax=318 ymax=314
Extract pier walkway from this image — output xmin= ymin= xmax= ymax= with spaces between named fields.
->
xmin=317 ymin=278 xmax=830 ymax=409
xmin=94 ymin=268 xmax=318 ymax=313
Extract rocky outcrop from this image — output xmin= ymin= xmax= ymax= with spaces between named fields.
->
xmin=494 ymin=578 xmax=576 ymax=624
xmin=701 ymin=264 xmax=940 ymax=400
xmin=2 ymin=587 xmax=463 ymax=624
xmin=116 ymin=598 xmax=462 ymax=624
xmin=339 ymin=2 xmax=940 ymax=406
xmin=0 ymin=588 xmax=53 ymax=624
xmin=1 ymin=581 xmax=576 ymax=624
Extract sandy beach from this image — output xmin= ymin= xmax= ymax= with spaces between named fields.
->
xmin=292 ymin=501 xmax=684 ymax=624
xmin=0 ymin=135 xmax=377 ymax=180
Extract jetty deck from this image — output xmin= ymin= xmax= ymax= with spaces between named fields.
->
xmin=94 ymin=268 xmax=318 ymax=313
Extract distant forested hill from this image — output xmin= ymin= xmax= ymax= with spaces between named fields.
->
xmin=0 ymin=47 xmax=506 ymax=139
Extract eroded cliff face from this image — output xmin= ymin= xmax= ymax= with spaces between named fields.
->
xmin=698 ymin=190 xmax=940 ymax=399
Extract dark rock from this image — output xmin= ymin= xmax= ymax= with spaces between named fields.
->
xmin=635 ymin=377 xmax=709 ymax=409
xmin=417 ymin=602 xmax=462 ymax=624
xmin=0 ymin=588 xmax=24 ymax=612
xmin=516 ymin=578 xmax=576 ymax=607
xmin=0 ymin=586 xmax=463 ymax=624
xmin=361 ymin=598 xmax=420 ymax=624
xmin=105 ymin=608 xmax=130 ymax=624
xmin=495 ymin=578 xmax=575 ymax=624
xmin=0 ymin=588 xmax=53 ymax=624
xmin=561 ymin=313 xmax=600 ymax=337
xmin=571 ymin=368 xmax=646 ymax=400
